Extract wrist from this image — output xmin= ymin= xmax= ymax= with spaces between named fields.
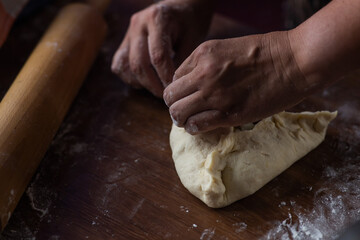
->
xmin=287 ymin=25 xmax=337 ymax=95
xmin=262 ymin=31 xmax=309 ymax=97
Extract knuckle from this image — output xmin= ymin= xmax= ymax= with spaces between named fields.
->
xmin=173 ymin=70 xmax=181 ymax=80
xmin=202 ymin=60 xmax=217 ymax=73
xmin=196 ymin=45 xmax=208 ymax=56
xmin=149 ymin=5 xmax=161 ymax=18
xmin=199 ymin=89 xmax=211 ymax=102
xmin=130 ymin=13 xmax=140 ymax=26
xmin=129 ymin=60 xmax=142 ymax=75
xmin=196 ymin=40 xmax=216 ymax=56
xmin=151 ymin=49 xmax=166 ymax=66
xmin=148 ymin=4 xmax=168 ymax=21
xmin=111 ymin=64 xmax=120 ymax=74
xmin=112 ymin=57 xmax=127 ymax=74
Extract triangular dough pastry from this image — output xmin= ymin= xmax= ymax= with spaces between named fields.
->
xmin=170 ymin=111 xmax=337 ymax=208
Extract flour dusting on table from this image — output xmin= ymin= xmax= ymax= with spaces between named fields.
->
xmin=262 ymin=144 xmax=360 ymax=240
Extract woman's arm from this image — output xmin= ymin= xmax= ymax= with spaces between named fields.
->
xmin=289 ymin=0 xmax=360 ymax=93
xmin=111 ymin=0 xmax=215 ymax=97
xmin=164 ymin=0 xmax=360 ymax=134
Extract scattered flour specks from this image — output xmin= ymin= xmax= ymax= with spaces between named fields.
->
xmin=262 ymin=150 xmax=360 ymax=240
xmin=164 ymin=232 xmax=172 ymax=238
xmin=129 ymin=198 xmax=145 ymax=219
xmin=180 ymin=205 xmax=190 ymax=213
xmin=106 ymin=167 xmax=127 ymax=183
xmin=232 ymin=222 xmax=247 ymax=233
xmin=200 ymin=228 xmax=216 ymax=240
xmin=26 ymin=176 xmax=53 ymax=218
xmin=69 ymin=142 xmax=87 ymax=154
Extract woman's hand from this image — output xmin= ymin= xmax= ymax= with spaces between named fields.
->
xmin=164 ymin=31 xmax=310 ymax=134
xmin=111 ymin=0 xmax=214 ymax=97
xmin=164 ymin=0 xmax=360 ymax=135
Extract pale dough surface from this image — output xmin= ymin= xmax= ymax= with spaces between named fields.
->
xmin=170 ymin=111 xmax=337 ymax=208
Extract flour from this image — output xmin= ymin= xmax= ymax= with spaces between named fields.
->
xmin=232 ymin=222 xmax=247 ymax=233
xmin=106 ymin=167 xmax=127 ymax=183
xmin=45 ymin=41 xmax=63 ymax=53
xmin=69 ymin=143 xmax=87 ymax=154
xmin=25 ymin=174 xmax=55 ymax=218
xmin=200 ymin=228 xmax=216 ymax=240
xmin=262 ymin=145 xmax=360 ymax=240
xmin=337 ymin=102 xmax=360 ymax=122
xmin=180 ymin=205 xmax=190 ymax=213
xmin=26 ymin=188 xmax=48 ymax=218
xmin=7 ymin=189 xmax=15 ymax=210
xmin=129 ymin=198 xmax=145 ymax=219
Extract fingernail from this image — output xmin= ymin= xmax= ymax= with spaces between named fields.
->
xmin=164 ymin=90 xmax=173 ymax=107
xmin=163 ymin=93 xmax=169 ymax=107
xmin=188 ymin=122 xmax=198 ymax=134
xmin=170 ymin=114 xmax=179 ymax=127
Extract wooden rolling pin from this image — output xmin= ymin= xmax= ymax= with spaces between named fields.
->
xmin=0 ymin=0 xmax=109 ymax=231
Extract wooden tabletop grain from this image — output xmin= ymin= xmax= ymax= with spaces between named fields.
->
xmin=0 ymin=0 xmax=359 ymax=239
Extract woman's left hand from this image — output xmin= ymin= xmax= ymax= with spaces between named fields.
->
xmin=164 ymin=31 xmax=309 ymax=134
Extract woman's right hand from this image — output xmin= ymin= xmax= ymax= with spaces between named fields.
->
xmin=111 ymin=0 xmax=214 ymax=97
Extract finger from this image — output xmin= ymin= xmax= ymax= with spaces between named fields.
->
xmin=129 ymin=34 xmax=164 ymax=97
xmin=163 ymin=68 xmax=199 ymax=107
xmin=111 ymin=40 xmax=142 ymax=88
xmin=184 ymin=110 xmax=227 ymax=135
xmin=174 ymin=40 xmax=216 ymax=81
xmin=169 ymin=90 xmax=210 ymax=127
xmin=148 ymin=27 xmax=175 ymax=87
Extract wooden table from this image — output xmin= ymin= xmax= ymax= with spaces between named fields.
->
xmin=1 ymin=0 xmax=359 ymax=239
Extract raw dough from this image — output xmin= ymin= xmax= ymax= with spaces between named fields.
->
xmin=170 ymin=111 xmax=337 ymax=208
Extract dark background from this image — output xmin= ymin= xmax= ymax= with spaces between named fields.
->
xmin=0 ymin=0 xmax=359 ymax=239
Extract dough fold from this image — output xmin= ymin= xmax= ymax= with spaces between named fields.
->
xmin=170 ymin=111 xmax=337 ymax=208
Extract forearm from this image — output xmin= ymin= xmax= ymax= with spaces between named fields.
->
xmin=289 ymin=0 xmax=360 ymax=92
